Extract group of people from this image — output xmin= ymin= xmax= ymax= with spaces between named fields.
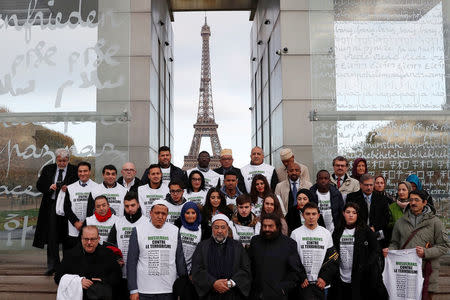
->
xmin=33 ymin=146 xmax=449 ymax=300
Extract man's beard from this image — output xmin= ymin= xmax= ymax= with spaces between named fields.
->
xmin=262 ymin=230 xmax=280 ymax=240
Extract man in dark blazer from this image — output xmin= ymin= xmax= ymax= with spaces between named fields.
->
xmin=213 ymin=149 xmax=247 ymax=194
xmin=346 ymin=174 xmax=390 ymax=247
xmin=33 ymin=148 xmax=78 ymax=275
xmin=117 ymin=162 xmax=142 ymax=192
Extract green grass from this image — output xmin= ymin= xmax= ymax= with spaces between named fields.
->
xmin=0 ymin=209 xmax=39 ymax=229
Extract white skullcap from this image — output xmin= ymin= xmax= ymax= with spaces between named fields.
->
xmin=211 ymin=214 xmax=230 ymax=225
xmin=151 ymin=199 xmax=168 ymax=209
xmin=280 ymin=148 xmax=293 ymax=161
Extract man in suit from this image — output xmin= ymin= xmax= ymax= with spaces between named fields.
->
xmin=275 ymin=148 xmax=311 ymax=183
xmin=213 ymin=149 xmax=247 ymax=194
xmin=33 ymin=148 xmax=78 ymax=275
xmin=346 ymin=174 xmax=390 ymax=247
xmin=275 ymin=162 xmax=313 ymax=216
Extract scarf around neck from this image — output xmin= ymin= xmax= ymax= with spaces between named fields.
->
xmin=95 ymin=208 xmax=112 ymax=222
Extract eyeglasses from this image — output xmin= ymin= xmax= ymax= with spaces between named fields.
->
xmin=170 ymin=189 xmax=183 ymax=194
xmin=123 ymin=169 xmax=135 ymax=172
xmin=82 ymin=237 xmax=99 ymax=242
xmin=409 ymin=198 xmax=422 ymax=202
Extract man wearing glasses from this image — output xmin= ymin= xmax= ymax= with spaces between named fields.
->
xmin=164 ymin=180 xmax=188 ymax=224
xmin=330 ymin=156 xmax=360 ymax=198
xmin=214 ymin=149 xmax=247 ymax=194
xmin=118 ymin=162 xmax=142 ymax=192
xmin=54 ymin=225 xmax=122 ymax=299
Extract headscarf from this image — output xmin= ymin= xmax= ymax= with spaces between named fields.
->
xmin=180 ymin=201 xmax=202 ymax=231
xmin=397 ymin=181 xmax=412 ymax=209
xmin=351 ymin=158 xmax=368 ymax=181
xmin=296 ymin=189 xmax=314 ymax=210
xmin=406 ymin=174 xmax=423 ymax=191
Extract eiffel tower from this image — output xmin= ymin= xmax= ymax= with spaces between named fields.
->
xmin=183 ymin=17 xmax=222 ymax=170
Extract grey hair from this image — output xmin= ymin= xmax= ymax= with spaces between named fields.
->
xmin=55 ymin=148 xmax=70 ymax=159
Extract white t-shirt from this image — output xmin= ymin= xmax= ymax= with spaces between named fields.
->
xmin=138 ymin=184 xmax=169 ymax=217
xmin=316 ymin=190 xmax=334 ymax=233
xmin=251 ymin=197 xmax=264 ymax=218
xmin=382 ymin=249 xmax=424 ymax=300
xmin=85 ymin=214 xmax=118 ymax=244
xmin=165 ymin=201 xmax=185 ymax=224
xmin=187 ymin=167 xmax=222 ymax=189
xmin=291 ymin=225 xmax=333 ymax=282
xmin=240 ymin=163 xmax=275 ymax=193
xmin=339 ymin=228 xmax=355 ymax=283
xmin=184 ymin=189 xmax=207 ymax=206
xmin=161 ymin=167 xmax=171 ymax=188
xmin=91 ymin=183 xmax=127 ymax=217
xmin=66 ymin=179 xmax=97 ymax=237
xmin=231 ymin=221 xmax=261 ymax=248
xmin=180 ymin=226 xmax=202 ymax=273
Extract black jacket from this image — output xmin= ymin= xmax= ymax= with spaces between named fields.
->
xmin=345 ymin=191 xmax=390 ymax=247
xmin=248 ymin=234 xmax=306 ymax=300
xmin=33 ymin=163 xmax=78 ymax=248
xmin=309 ymin=184 xmax=345 ymax=228
xmin=117 ymin=176 xmax=142 ymax=192
xmin=331 ymin=224 xmax=387 ymax=300
xmin=140 ymin=163 xmax=187 ymax=186
xmin=54 ymin=243 xmax=122 ymax=299
xmin=213 ymin=166 xmax=247 ymax=195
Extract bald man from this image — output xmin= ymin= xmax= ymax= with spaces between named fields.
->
xmin=118 ymin=162 xmax=142 ymax=192
xmin=240 ymin=147 xmax=279 ymax=193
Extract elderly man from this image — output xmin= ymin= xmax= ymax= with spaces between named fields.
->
xmin=117 ymin=162 xmax=141 ymax=192
xmin=127 ymin=199 xmax=187 ymax=300
xmin=330 ymin=156 xmax=359 ymax=197
xmin=138 ymin=164 xmax=169 ymax=216
xmin=275 ymin=162 xmax=313 ymax=216
xmin=54 ymin=225 xmax=122 ymax=299
xmin=87 ymin=165 xmax=127 ymax=217
xmin=383 ymin=190 xmax=450 ymax=299
xmin=191 ymin=214 xmax=251 ymax=300
xmin=213 ymin=149 xmax=247 ymax=194
xmin=275 ymin=148 xmax=311 ymax=183
xmin=141 ymin=146 xmax=187 ymax=187
xmin=249 ymin=213 xmax=306 ymax=300
xmin=241 ymin=146 xmax=279 ymax=193
xmin=33 ymin=148 xmax=78 ymax=275
xmin=187 ymin=151 xmax=222 ymax=189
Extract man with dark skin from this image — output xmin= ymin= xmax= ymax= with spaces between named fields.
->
xmin=187 ymin=151 xmax=221 ymax=189
xmin=309 ymin=170 xmax=344 ymax=232
xmin=220 ymin=171 xmax=244 ymax=206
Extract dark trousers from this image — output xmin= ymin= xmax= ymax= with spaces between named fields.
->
xmin=47 ymin=200 xmax=66 ymax=270
xmin=301 ymin=285 xmax=325 ymax=300
xmin=139 ymin=293 xmax=173 ymax=300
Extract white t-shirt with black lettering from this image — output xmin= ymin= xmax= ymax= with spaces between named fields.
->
xmin=339 ymin=228 xmax=355 ymax=283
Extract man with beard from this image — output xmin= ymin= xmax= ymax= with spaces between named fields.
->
xmin=248 ymin=213 xmax=306 ymax=300
xmin=141 ymin=146 xmax=187 ymax=188
xmin=214 ymin=149 xmax=247 ymax=194
xmin=107 ymin=192 xmax=148 ymax=299
xmin=191 ymin=214 xmax=251 ymax=300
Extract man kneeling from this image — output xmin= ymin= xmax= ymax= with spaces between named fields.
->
xmin=54 ymin=226 xmax=122 ymax=300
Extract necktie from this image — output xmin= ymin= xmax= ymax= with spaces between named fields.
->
xmin=57 ymin=169 xmax=64 ymax=183
xmin=337 ymin=177 xmax=341 ymax=188
xmin=292 ymin=182 xmax=298 ymax=207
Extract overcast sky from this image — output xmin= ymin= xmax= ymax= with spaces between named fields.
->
xmin=172 ymin=12 xmax=252 ymax=167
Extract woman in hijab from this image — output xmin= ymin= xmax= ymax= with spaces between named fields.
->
xmin=406 ymin=174 xmax=433 ymax=207
xmin=285 ymin=188 xmax=325 ymax=233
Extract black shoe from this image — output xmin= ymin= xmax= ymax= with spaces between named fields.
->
xmin=45 ymin=269 xmax=55 ymax=276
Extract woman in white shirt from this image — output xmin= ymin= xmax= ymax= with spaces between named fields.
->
xmin=329 ymin=202 xmax=387 ymax=300
xmin=184 ymin=170 xmax=208 ymax=206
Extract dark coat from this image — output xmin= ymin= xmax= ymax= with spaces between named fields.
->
xmin=331 ymin=224 xmax=387 ymax=300
xmin=33 ymin=163 xmax=78 ymax=248
xmin=309 ymin=184 xmax=345 ymax=228
xmin=117 ymin=176 xmax=142 ymax=192
xmin=191 ymin=237 xmax=252 ymax=300
xmin=346 ymin=190 xmax=390 ymax=247
xmin=54 ymin=243 xmax=122 ymax=299
xmin=213 ymin=166 xmax=247 ymax=195
xmin=141 ymin=163 xmax=187 ymax=186
xmin=248 ymin=234 xmax=306 ymax=300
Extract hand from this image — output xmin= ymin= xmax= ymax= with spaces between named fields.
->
xmin=130 ymin=293 xmax=139 ymax=300
xmin=370 ymin=226 xmax=375 ymax=232
xmin=74 ymin=221 xmax=83 ymax=230
xmin=50 ymin=184 xmax=57 ymax=191
xmin=300 ymin=279 xmax=309 ymax=289
xmin=117 ymin=259 xmax=125 ymax=267
xmin=61 ymin=185 xmax=67 ymax=192
xmin=81 ymin=278 xmax=93 ymax=289
xmin=316 ymin=278 xmax=326 ymax=290
xmin=91 ymin=278 xmax=102 ymax=282
xmin=382 ymin=248 xmax=389 ymax=257
xmin=416 ymin=246 xmax=425 ymax=258
xmin=213 ymin=279 xmax=229 ymax=293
